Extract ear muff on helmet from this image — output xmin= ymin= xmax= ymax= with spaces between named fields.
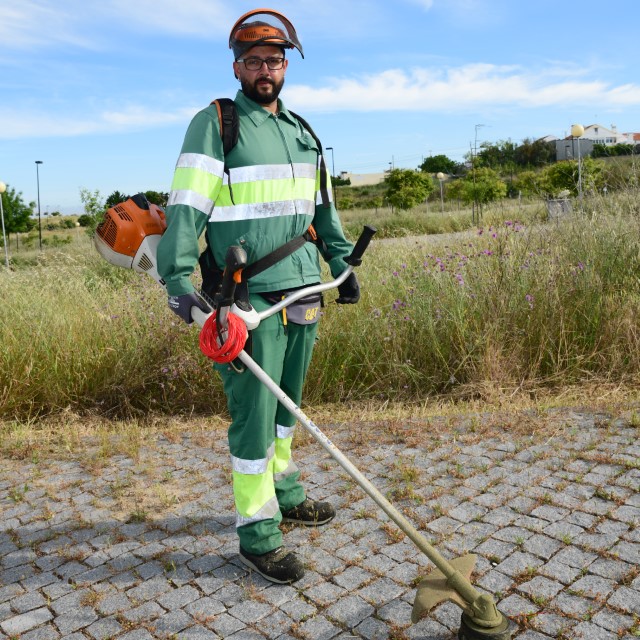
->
xmin=229 ymin=8 xmax=303 ymax=59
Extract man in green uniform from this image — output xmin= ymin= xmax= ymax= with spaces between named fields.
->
xmin=157 ymin=8 xmax=359 ymax=584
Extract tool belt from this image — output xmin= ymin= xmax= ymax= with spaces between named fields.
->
xmin=259 ymin=290 xmax=323 ymax=325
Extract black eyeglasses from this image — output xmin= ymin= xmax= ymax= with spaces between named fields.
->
xmin=237 ymin=56 xmax=285 ymax=71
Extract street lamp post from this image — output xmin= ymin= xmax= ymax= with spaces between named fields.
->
xmin=35 ymin=161 xmax=43 ymax=250
xmin=571 ymin=124 xmax=584 ymax=208
xmin=325 ymin=146 xmax=337 ymax=206
xmin=0 ymin=181 xmax=8 ymax=268
xmin=436 ymin=172 xmax=445 ymax=213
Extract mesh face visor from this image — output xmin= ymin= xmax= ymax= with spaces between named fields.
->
xmin=229 ymin=9 xmax=304 ymax=59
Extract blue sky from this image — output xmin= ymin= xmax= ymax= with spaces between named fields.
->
xmin=1 ymin=0 xmax=639 ymax=213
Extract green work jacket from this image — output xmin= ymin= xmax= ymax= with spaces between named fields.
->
xmin=157 ymin=91 xmax=353 ymax=296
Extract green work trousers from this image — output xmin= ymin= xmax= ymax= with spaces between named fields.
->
xmin=215 ymin=293 xmax=318 ymax=554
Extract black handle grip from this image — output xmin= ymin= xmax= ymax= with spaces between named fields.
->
xmin=345 ymin=225 xmax=377 ymax=266
xmin=218 ymin=246 xmax=247 ymax=308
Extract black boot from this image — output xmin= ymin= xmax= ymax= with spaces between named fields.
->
xmin=239 ymin=546 xmax=305 ymax=584
xmin=281 ymin=498 xmax=336 ymax=526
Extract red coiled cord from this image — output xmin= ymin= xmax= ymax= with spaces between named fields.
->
xmin=199 ymin=311 xmax=248 ymax=363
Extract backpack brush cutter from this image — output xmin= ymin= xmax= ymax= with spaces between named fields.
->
xmin=95 ymin=194 xmax=516 ymax=640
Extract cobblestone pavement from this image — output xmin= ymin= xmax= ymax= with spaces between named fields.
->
xmin=0 ymin=408 xmax=638 ymax=639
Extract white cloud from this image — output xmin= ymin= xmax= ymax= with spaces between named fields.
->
xmin=0 ymin=1 xmax=94 ymax=49
xmin=1 ymin=63 xmax=637 ymax=140
xmin=0 ymin=0 xmax=233 ymax=51
xmin=0 ymin=106 xmax=198 ymax=139
xmin=286 ymin=63 xmax=640 ymax=113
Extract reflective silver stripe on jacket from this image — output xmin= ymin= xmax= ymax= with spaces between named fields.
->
xmin=175 ymin=152 xmax=224 ymax=176
xmin=231 ymin=443 xmax=276 ymax=475
xmin=236 ymin=495 xmax=280 ymax=528
xmin=223 ymin=162 xmax=316 ymax=185
xmin=276 ymin=424 xmax=296 ymax=440
xmin=210 ymin=199 xmax=316 ymax=223
xmin=167 ymin=190 xmax=215 ymax=216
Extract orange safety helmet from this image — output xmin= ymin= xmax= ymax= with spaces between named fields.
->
xmin=229 ymin=8 xmax=303 ymax=59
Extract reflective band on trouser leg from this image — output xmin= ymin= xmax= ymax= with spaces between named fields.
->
xmin=233 ymin=456 xmax=283 ymax=555
xmin=274 ymin=425 xmax=299 ymax=484
xmin=273 ymin=430 xmax=304 ymax=512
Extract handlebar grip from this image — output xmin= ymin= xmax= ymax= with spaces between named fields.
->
xmin=218 ymin=246 xmax=247 ymax=308
xmin=345 ymin=225 xmax=377 ymax=266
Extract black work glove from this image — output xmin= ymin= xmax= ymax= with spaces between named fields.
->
xmin=336 ymin=272 xmax=360 ymax=304
xmin=167 ymin=292 xmax=211 ymax=325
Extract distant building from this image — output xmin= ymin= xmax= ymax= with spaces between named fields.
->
xmin=556 ymin=138 xmax=595 ymax=161
xmin=581 ymin=124 xmax=633 ymax=146
xmin=555 ymin=123 xmax=640 ymax=160
xmin=338 ymin=171 xmax=386 ymax=186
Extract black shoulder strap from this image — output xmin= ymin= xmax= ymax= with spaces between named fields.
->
xmin=289 ymin=110 xmax=331 ymax=208
xmin=212 ymin=98 xmax=239 ymax=157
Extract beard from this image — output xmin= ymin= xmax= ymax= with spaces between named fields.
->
xmin=240 ymin=74 xmax=285 ymax=105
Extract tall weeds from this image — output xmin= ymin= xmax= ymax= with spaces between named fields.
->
xmin=1 ymin=194 xmax=638 ymax=419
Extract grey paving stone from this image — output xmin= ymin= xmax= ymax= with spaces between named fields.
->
xmin=297 ymin=615 xmax=340 ymax=640
xmin=157 ymin=584 xmax=201 ymax=610
xmin=120 ymin=600 xmax=165 ymax=623
xmin=591 ymin=608 xmax=635 ymax=634
xmin=1 ymin=607 xmax=53 ymax=636
xmin=473 ymin=538 xmax=516 ymax=561
xmin=607 ymin=586 xmax=640 ymax=615
xmin=494 ymin=551 xmax=543 ymax=577
xmin=404 ymin=617 xmax=451 ymax=639
xmin=325 ymin=594 xmax=374 ymax=627
xmin=280 ymin=597 xmax=317 ymax=622
xmin=10 ymin=590 xmax=48 ymax=613
xmin=256 ymin=609 xmax=293 ymax=639
xmin=176 ymin=624 xmax=220 ymax=639
xmin=551 ymin=592 xmax=600 ymax=619
xmin=517 ymin=576 xmax=564 ymax=600
xmin=332 ymin=565 xmax=373 ymax=590
xmin=515 ymin=631 xmax=554 ymax=640
xmin=552 ymin=546 xmax=598 ymax=569
xmin=532 ymin=612 xmax=575 ymax=637
xmin=354 ymin=615 xmax=390 ymax=640
xmin=228 ymin=600 xmax=272 ymax=624
xmin=210 ymin=612 xmax=246 ymax=637
xmin=358 ymin=577 xmax=405 ymax=607
xmin=377 ymin=597 xmax=413 ymax=625
xmin=476 ymin=570 xmax=514 ymax=595
xmin=118 ymin=629 xmax=155 ymax=640
xmin=53 ymin=606 xmax=99 ymax=635
xmin=153 ymin=609 xmax=195 ymax=635
xmin=570 ymin=575 xmax=616 ymax=599
xmin=20 ymin=624 xmax=61 ymax=640
xmin=569 ymin=621 xmax=618 ymax=639
xmin=85 ymin=615 xmax=123 ymax=640
xmin=610 ymin=541 xmax=639 ymax=565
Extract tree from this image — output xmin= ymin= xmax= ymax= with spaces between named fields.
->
xmin=474 ymin=140 xmax=517 ymax=171
xmin=446 ymin=168 xmax=507 ymax=206
xmin=541 ymin=158 xmax=604 ymax=197
xmin=0 ymin=185 xmax=36 ymax=244
xmin=419 ymin=154 xmax=459 ymax=175
xmin=105 ymin=191 xmax=130 ymax=209
xmin=143 ymin=191 xmax=169 ymax=207
xmin=384 ymin=169 xmax=434 ymax=210
xmin=79 ymin=188 xmax=106 ymax=237
xmin=514 ymin=138 xmax=556 ymax=168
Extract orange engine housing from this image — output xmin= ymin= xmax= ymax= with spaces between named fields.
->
xmin=96 ymin=193 xmax=167 ymax=257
